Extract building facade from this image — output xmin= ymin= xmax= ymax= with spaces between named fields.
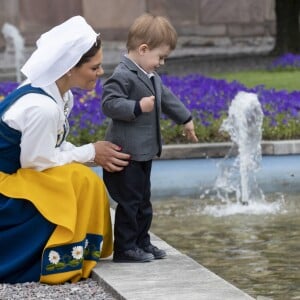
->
xmin=0 ymin=0 xmax=275 ymax=48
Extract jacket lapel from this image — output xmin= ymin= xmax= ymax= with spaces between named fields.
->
xmin=121 ymin=56 xmax=155 ymax=94
xmin=151 ymin=74 xmax=162 ymax=115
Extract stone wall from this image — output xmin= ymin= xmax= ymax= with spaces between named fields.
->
xmin=0 ymin=0 xmax=275 ymax=48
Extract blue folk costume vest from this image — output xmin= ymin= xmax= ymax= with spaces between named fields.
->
xmin=0 ymin=84 xmax=56 ymax=174
xmin=0 ymin=84 xmax=113 ymax=284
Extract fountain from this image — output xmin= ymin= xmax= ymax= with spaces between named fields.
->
xmin=1 ymin=22 xmax=25 ymax=82
xmin=215 ymin=91 xmax=264 ymax=205
xmin=196 ymin=91 xmax=285 ymax=216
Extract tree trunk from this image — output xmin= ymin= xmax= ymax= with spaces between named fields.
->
xmin=272 ymin=0 xmax=300 ymax=55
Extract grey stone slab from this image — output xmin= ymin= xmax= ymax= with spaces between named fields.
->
xmin=272 ymin=140 xmax=300 ymax=155
xmin=92 ymin=231 xmax=254 ymax=300
xmin=159 ymin=141 xmax=300 ymax=160
xmin=159 ymin=143 xmax=234 ymax=159
xmin=261 ymin=140 xmax=300 ymax=155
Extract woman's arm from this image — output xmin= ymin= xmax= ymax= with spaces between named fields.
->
xmin=4 ymin=94 xmax=94 ymax=171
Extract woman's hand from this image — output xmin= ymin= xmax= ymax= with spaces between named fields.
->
xmin=93 ymin=141 xmax=130 ymax=172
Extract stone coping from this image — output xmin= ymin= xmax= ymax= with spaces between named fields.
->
xmin=159 ymin=140 xmax=300 ymax=160
xmin=84 ymin=140 xmax=300 ymax=168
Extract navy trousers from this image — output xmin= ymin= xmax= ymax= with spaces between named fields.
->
xmin=103 ymin=160 xmax=152 ymax=252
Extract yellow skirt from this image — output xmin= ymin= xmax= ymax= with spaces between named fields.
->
xmin=0 ymin=163 xmax=113 ymax=284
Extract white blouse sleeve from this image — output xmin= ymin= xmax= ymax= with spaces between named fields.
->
xmin=3 ymin=93 xmax=95 ymax=171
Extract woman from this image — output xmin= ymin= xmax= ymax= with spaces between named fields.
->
xmin=0 ymin=16 xmax=130 ymax=284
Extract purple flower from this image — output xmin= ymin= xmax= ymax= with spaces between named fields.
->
xmin=0 ymin=81 xmax=19 ymax=98
xmin=268 ymin=53 xmax=300 ymax=70
xmin=1 ymin=72 xmax=300 ymax=143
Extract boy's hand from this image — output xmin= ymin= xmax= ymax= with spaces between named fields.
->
xmin=140 ymin=96 xmax=155 ymax=112
xmin=183 ymin=120 xmax=198 ymax=142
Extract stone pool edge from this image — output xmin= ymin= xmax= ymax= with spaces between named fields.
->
xmin=92 ymin=209 xmax=255 ymax=300
xmin=158 ymin=140 xmax=300 ymax=159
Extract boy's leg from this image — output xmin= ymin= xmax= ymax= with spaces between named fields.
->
xmin=136 ymin=160 xmax=167 ymax=259
xmin=103 ymin=161 xmax=154 ymax=262
xmin=136 ymin=160 xmax=152 ymax=247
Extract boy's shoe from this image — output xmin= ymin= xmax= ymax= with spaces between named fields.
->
xmin=113 ymin=247 xmax=154 ymax=263
xmin=143 ymin=244 xmax=167 ymax=259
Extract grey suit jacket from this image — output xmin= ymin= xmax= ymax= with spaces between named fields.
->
xmin=102 ymin=55 xmax=191 ymax=161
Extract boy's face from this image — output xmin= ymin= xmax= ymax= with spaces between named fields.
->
xmin=138 ymin=44 xmax=171 ymax=73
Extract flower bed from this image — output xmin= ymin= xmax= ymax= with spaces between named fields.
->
xmin=268 ymin=53 xmax=300 ymax=71
xmin=1 ymin=54 xmax=300 ymax=145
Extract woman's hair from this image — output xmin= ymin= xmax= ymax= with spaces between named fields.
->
xmin=126 ymin=13 xmax=177 ymax=51
xmin=75 ymin=34 xmax=102 ymax=67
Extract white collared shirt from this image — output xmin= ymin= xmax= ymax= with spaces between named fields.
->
xmin=125 ymin=54 xmax=154 ymax=79
xmin=2 ymin=81 xmax=95 ymax=171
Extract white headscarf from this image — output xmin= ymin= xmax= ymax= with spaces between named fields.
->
xmin=21 ymin=16 xmax=98 ymax=87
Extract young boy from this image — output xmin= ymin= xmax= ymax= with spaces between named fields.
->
xmin=102 ymin=13 xmax=198 ymax=263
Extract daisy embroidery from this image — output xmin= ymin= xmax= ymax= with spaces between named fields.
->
xmin=48 ymin=250 xmax=60 ymax=265
xmin=71 ymin=246 xmax=83 ymax=260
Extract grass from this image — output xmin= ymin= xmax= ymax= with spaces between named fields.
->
xmin=212 ymin=70 xmax=300 ymax=91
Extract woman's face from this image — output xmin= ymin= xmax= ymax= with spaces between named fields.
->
xmin=70 ymin=48 xmax=104 ymax=90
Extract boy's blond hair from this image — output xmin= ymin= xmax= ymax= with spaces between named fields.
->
xmin=126 ymin=13 xmax=177 ymax=51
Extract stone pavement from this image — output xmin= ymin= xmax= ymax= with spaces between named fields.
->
xmin=92 ymin=210 xmax=255 ymax=300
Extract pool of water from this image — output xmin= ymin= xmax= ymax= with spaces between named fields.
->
xmin=151 ymin=193 xmax=300 ymax=299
